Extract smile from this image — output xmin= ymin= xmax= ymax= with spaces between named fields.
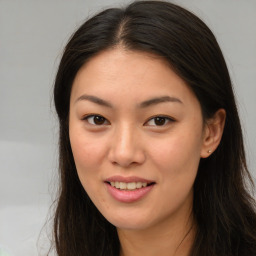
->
xmin=109 ymin=181 xmax=148 ymax=190
xmin=105 ymin=176 xmax=156 ymax=203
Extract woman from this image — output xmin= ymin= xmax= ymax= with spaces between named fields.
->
xmin=51 ymin=1 xmax=256 ymax=255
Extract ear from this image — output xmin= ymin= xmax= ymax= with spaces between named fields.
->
xmin=200 ymin=109 xmax=226 ymax=158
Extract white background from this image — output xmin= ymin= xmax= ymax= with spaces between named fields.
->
xmin=0 ymin=0 xmax=255 ymax=255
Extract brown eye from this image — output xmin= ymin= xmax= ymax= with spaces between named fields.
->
xmin=145 ymin=116 xmax=174 ymax=126
xmin=154 ymin=117 xmax=166 ymax=126
xmin=86 ymin=115 xmax=108 ymax=125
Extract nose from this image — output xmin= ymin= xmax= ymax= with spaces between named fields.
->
xmin=108 ymin=124 xmax=146 ymax=168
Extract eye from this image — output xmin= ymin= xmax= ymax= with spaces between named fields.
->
xmin=83 ymin=115 xmax=109 ymax=125
xmin=145 ymin=116 xmax=174 ymax=126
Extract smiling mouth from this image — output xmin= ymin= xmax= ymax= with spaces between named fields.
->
xmin=106 ymin=181 xmax=155 ymax=190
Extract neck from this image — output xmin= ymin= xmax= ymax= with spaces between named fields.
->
xmin=118 ymin=212 xmax=196 ymax=256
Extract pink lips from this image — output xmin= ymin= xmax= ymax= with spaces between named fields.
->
xmin=106 ymin=175 xmax=154 ymax=183
xmin=105 ymin=175 xmax=155 ymax=203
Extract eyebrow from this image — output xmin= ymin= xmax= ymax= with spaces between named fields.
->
xmin=75 ymin=94 xmax=183 ymax=108
xmin=75 ymin=94 xmax=113 ymax=107
xmin=139 ymin=96 xmax=183 ymax=108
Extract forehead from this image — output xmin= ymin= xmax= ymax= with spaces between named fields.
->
xmin=70 ymin=48 xmax=197 ymax=107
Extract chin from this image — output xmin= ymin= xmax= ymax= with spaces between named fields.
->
xmin=110 ymin=219 xmax=151 ymax=230
xmin=102 ymin=209 xmax=157 ymax=231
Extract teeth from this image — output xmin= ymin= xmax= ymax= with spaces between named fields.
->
xmin=109 ymin=181 xmax=149 ymax=190
xmin=136 ymin=182 xmax=142 ymax=189
xmin=120 ymin=182 xmax=127 ymax=190
xmin=115 ymin=181 xmax=120 ymax=189
xmin=127 ymin=182 xmax=136 ymax=190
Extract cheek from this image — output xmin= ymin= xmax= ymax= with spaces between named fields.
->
xmin=149 ymin=129 xmax=202 ymax=182
xmin=69 ymin=130 xmax=108 ymax=201
xmin=69 ymin=132 xmax=114 ymax=216
xmin=69 ymin=127 xmax=107 ymax=176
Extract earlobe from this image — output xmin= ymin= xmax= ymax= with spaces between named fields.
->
xmin=200 ymin=109 xmax=226 ymax=158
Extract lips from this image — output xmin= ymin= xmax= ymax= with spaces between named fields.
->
xmin=106 ymin=175 xmax=154 ymax=183
xmin=105 ymin=175 xmax=155 ymax=190
xmin=109 ymin=181 xmax=148 ymax=190
xmin=105 ymin=175 xmax=155 ymax=203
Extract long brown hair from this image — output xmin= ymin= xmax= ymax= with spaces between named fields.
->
xmin=51 ymin=1 xmax=256 ymax=255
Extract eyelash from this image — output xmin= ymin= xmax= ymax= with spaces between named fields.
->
xmin=144 ymin=115 xmax=175 ymax=126
xmin=82 ymin=114 xmax=175 ymax=127
xmin=83 ymin=114 xmax=110 ymax=126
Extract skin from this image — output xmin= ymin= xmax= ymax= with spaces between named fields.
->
xmin=69 ymin=48 xmax=226 ymax=256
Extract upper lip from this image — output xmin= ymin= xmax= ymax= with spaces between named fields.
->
xmin=105 ymin=175 xmax=155 ymax=184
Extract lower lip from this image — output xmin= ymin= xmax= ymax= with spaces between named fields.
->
xmin=105 ymin=183 xmax=155 ymax=203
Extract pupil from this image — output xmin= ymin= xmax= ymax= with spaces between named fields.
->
xmin=155 ymin=117 xmax=165 ymax=126
xmin=94 ymin=116 xmax=105 ymax=125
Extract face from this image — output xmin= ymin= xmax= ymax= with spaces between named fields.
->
xmin=69 ymin=48 xmax=207 ymax=231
